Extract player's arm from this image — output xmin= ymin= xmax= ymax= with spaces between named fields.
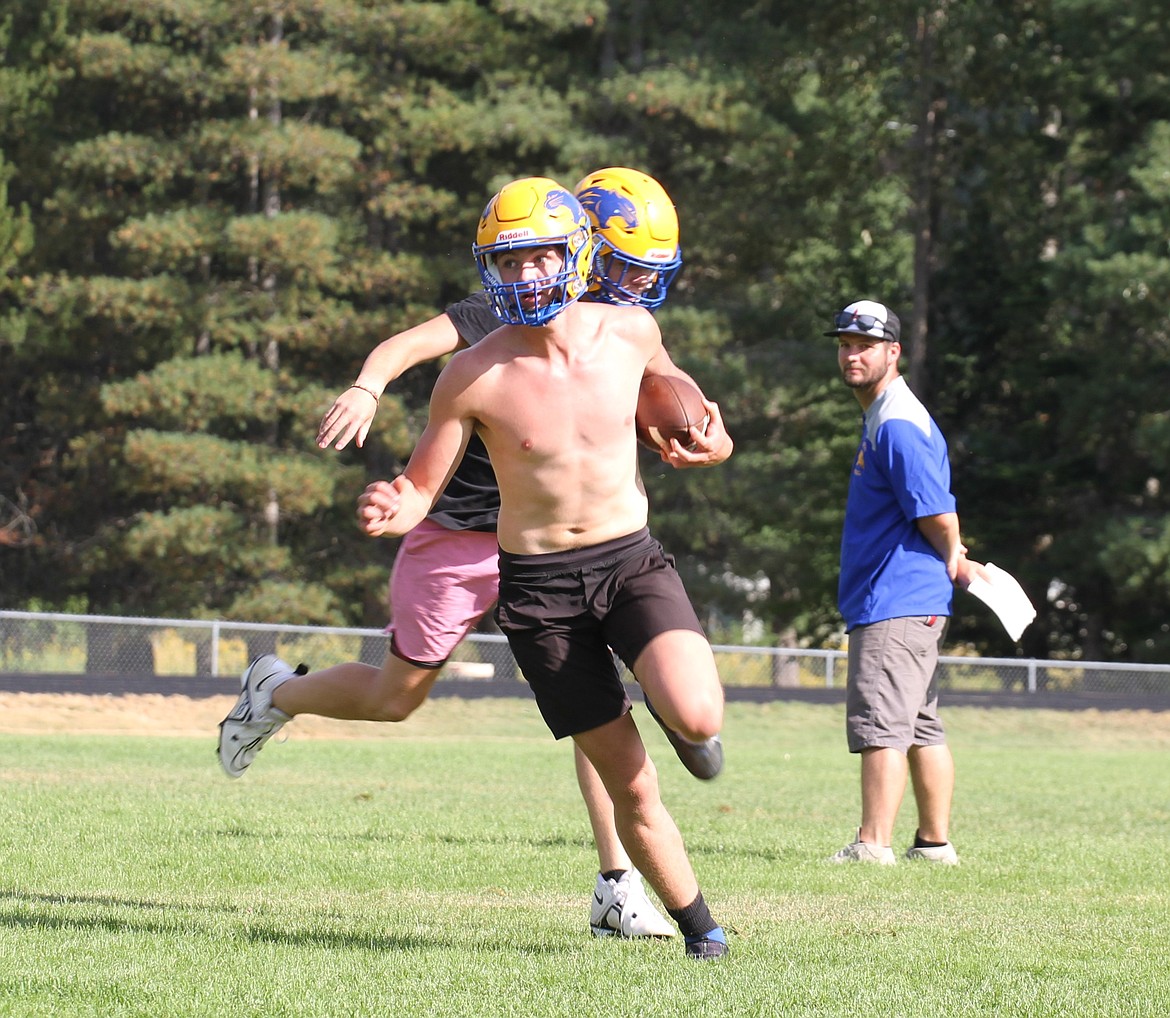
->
xmin=317 ymin=313 xmax=468 ymax=451
xmin=356 ymin=361 xmax=476 ymax=538
xmin=643 ymin=338 xmax=734 ymax=467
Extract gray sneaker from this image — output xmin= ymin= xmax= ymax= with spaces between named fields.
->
xmin=643 ymin=697 xmax=723 ymax=780
xmin=905 ymin=841 xmax=959 ymax=864
xmin=828 ymin=829 xmax=896 ymax=865
xmin=590 ymin=869 xmax=676 ymax=939
xmin=216 ymin=654 xmax=302 ymax=778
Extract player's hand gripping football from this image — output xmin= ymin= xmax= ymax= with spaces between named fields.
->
xmin=657 ymin=398 xmax=734 ymax=468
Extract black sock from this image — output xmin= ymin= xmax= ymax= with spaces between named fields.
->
xmin=913 ymin=831 xmax=948 ymax=849
xmin=601 ymin=868 xmax=627 ymax=883
xmin=667 ymin=891 xmax=717 ymax=939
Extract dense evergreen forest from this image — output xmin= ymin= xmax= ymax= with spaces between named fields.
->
xmin=2 ymin=1 xmax=1169 ymax=662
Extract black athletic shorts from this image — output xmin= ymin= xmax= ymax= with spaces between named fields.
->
xmin=495 ymin=527 xmax=706 ymax=739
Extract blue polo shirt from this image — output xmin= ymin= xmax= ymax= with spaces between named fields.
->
xmin=838 ymin=376 xmax=957 ymax=631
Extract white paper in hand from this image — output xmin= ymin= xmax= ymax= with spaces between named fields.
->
xmin=966 ymin=563 xmax=1036 ymax=641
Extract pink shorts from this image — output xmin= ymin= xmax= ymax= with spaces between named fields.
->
xmin=386 ymin=519 xmax=500 ymax=668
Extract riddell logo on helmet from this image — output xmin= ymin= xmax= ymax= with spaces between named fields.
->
xmin=496 ymin=228 xmax=536 ymax=243
xmin=644 ymin=247 xmax=675 ymax=261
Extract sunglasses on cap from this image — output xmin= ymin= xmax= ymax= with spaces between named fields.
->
xmin=833 ymin=310 xmax=894 ymax=337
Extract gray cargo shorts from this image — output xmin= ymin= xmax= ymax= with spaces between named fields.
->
xmin=845 ymin=615 xmax=948 ymax=753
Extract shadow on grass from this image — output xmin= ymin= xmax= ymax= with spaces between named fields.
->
xmin=0 ymin=887 xmax=566 ymax=956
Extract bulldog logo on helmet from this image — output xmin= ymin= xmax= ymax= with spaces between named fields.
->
xmin=576 ymin=186 xmax=639 ymax=233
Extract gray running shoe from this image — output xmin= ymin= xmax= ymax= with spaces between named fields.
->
xmin=643 ymin=697 xmax=723 ymax=780
xmin=589 ymin=870 xmax=676 ymax=938
xmin=216 ymin=654 xmax=302 ymax=778
xmin=828 ymin=828 xmax=896 ymax=865
xmin=905 ymin=841 xmax=959 ymax=864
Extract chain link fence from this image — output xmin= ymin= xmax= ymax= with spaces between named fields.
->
xmin=2 ymin=609 xmax=1168 ymax=708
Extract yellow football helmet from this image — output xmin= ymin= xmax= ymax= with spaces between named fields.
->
xmin=472 ymin=177 xmax=595 ymax=326
xmin=573 ymin=167 xmax=683 ymax=310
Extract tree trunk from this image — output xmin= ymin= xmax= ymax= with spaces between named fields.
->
xmin=908 ymin=6 xmax=947 ymax=401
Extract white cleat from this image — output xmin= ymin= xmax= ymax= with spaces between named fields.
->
xmin=590 ymin=869 xmax=676 ymax=938
xmin=216 ymin=654 xmax=301 ymax=779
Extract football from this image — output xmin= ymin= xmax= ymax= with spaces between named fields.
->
xmin=635 ymin=374 xmax=710 ymax=452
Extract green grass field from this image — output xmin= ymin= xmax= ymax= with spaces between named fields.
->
xmin=1 ymin=698 xmax=1167 ymax=1017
